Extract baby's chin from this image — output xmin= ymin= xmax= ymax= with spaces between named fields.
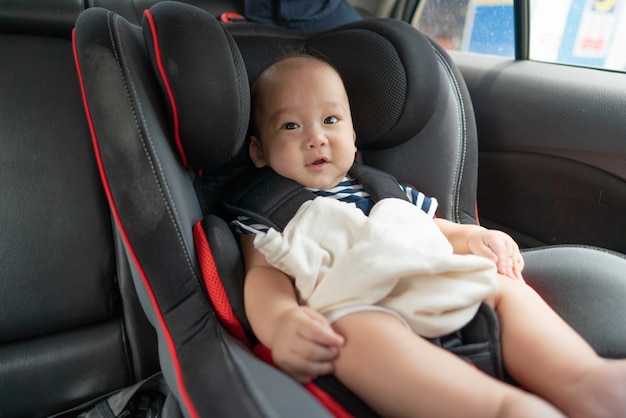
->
xmin=301 ymin=177 xmax=344 ymax=190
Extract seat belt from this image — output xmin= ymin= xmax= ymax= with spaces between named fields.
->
xmin=49 ymin=372 xmax=175 ymax=418
xmin=80 ymin=372 xmax=168 ymax=418
xmin=223 ymin=163 xmax=409 ymax=231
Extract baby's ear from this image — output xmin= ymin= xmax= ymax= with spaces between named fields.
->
xmin=249 ymin=136 xmax=267 ymax=168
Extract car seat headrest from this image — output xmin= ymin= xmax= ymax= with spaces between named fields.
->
xmin=143 ymin=2 xmax=439 ymax=172
xmin=143 ymin=2 xmax=250 ymax=173
xmin=303 ymin=19 xmax=440 ymax=150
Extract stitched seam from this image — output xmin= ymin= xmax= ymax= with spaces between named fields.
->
xmin=103 ymin=16 xmax=200 ymax=418
xmin=433 ymin=47 xmax=467 ymax=224
xmin=110 ymin=16 xmax=196 ymax=278
xmin=522 ymin=244 xmax=626 ymax=259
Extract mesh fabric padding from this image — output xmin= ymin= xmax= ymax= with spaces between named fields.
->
xmin=306 ymin=29 xmax=408 ymax=148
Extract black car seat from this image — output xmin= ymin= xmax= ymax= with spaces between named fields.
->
xmin=73 ymin=1 xmax=626 ymax=417
xmin=0 ymin=1 xmax=163 ymax=417
xmin=73 ymin=4 xmax=333 ymax=418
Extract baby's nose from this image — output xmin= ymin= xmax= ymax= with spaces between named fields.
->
xmin=307 ymin=129 xmax=328 ymax=148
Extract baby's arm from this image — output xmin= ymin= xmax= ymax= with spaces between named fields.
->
xmin=240 ymin=234 xmax=345 ymax=383
xmin=433 ymin=218 xmax=524 ymax=280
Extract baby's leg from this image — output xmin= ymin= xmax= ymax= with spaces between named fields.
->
xmin=331 ymin=311 xmax=564 ymax=418
xmin=490 ymin=275 xmax=626 ymax=417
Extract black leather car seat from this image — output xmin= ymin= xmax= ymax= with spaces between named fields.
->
xmin=0 ymin=1 xmax=162 ymax=417
xmin=73 ymin=1 xmax=626 ymax=417
xmin=74 ymin=4 xmax=332 ymax=417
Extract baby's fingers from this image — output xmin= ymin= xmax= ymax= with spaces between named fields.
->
xmin=512 ymin=254 xmax=525 ymax=281
xmin=281 ymin=357 xmax=335 ymax=383
xmin=275 ymin=337 xmax=338 ymax=383
xmin=494 ymin=252 xmax=525 ymax=281
xmin=300 ymin=307 xmax=345 ymax=348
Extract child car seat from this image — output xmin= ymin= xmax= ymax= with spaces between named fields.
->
xmin=73 ymin=1 xmax=626 ymax=416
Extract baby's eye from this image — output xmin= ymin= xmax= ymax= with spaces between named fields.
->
xmin=324 ymin=116 xmax=338 ymax=124
xmin=282 ymin=122 xmax=299 ymax=130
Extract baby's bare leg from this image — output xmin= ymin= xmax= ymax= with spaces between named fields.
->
xmin=331 ymin=311 xmax=564 ymax=418
xmin=491 ymin=275 xmax=626 ymax=417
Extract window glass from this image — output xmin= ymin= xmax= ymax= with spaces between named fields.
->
xmin=412 ymin=0 xmax=626 ymax=71
xmin=412 ymin=0 xmax=514 ymax=57
xmin=530 ymin=0 xmax=626 ymax=71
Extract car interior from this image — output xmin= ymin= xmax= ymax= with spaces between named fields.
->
xmin=2 ymin=1 xmax=626 ymax=417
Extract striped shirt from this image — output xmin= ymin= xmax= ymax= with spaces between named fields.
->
xmin=233 ymin=175 xmax=438 ymax=235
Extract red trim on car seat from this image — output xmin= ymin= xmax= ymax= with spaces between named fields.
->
xmin=143 ymin=10 xmax=190 ymax=169
xmin=192 ymin=220 xmax=250 ymax=344
xmin=219 ymin=12 xmax=246 ymax=23
xmin=251 ymin=343 xmax=274 ymax=363
xmin=253 ymin=344 xmax=353 ymax=418
xmin=72 ymin=29 xmax=199 ymax=418
xmin=193 ymin=220 xmax=353 ymax=417
xmin=306 ymin=383 xmax=354 ymax=418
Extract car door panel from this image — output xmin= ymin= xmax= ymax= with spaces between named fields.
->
xmin=451 ymin=52 xmax=626 ymax=253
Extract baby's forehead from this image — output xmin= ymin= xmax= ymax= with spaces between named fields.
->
xmin=264 ymin=56 xmax=338 ymax=82
xmin=252 ymin=55 xmax=347 ymax=115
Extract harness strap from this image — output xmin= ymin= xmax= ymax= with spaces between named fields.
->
xmin=347 ymin=163 xmax=408 ymax=203
xmin=224 ymin=166 xmax=313 ymax=231
xmin=224 ymin=163 xmax=409 ymax=231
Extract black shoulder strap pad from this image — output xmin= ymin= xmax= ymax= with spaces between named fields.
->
xmin=223 ymin=166 xmax=316 ymax=231
xmin=224 ymin=163 xmax=410 ymax=232
xmin=348 ymin=163 xmax=409 ymax=202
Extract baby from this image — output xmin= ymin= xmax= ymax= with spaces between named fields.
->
xmin=234 ymin=53 xmax=626 ymax=417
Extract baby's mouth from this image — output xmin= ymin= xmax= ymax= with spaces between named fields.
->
xmin=309 ymin=157 xmax=329 ymax=166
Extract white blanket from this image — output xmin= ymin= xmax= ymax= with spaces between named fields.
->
xmin=253 ymin=197 xmax=497 ymax=338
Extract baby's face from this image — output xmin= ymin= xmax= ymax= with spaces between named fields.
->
xmin=249 ymin=57 xmax=357 ymax=190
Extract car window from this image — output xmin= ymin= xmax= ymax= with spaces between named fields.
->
xmin=530 ymin=0 xmax=626 ymax=71
xmin=412 ymin=0 xmax=514 ymax=57
xmin=412 ymin=0 xmax=626 ymax=72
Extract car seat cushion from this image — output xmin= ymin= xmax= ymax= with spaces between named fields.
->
xmin=192 ymin=215 xmax=256 ymax=346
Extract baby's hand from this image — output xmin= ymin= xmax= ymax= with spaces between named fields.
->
xmin=468 ymin=229 xmax=524 ymax=281
xmin=270 ymin=305 xmax=344 ymax=383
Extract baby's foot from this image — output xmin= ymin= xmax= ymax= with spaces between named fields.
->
xmin=567 ymin=359 xmax=626 ymax=418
